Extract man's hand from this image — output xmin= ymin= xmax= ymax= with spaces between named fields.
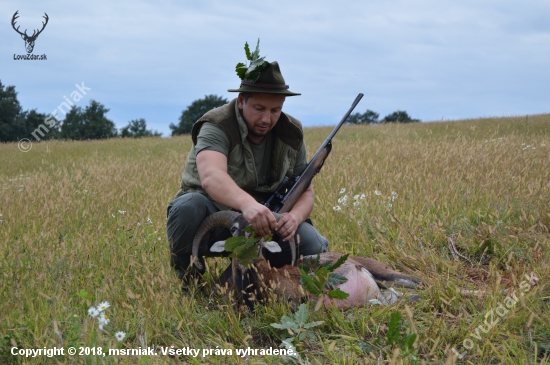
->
xmin=241 ymin=202 xmax=277 ymax=237
xmin=275 ymin=212 xmax=299 ymax=242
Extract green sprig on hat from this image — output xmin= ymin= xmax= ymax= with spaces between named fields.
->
xmin=235 ymin=39 xmax=269 ymax=82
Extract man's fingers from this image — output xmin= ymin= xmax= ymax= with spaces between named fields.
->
xmin=255 ymin=214 xmax=276 ymax=237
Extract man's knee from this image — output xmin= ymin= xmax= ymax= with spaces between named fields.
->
xmin=166 ymin=193 xmax=216 ymax=266
xmin=296 ymin=221 xmax=329 ymax=257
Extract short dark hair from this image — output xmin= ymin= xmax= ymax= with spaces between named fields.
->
xmin=240 ymin=92 xmax=253 ymax=102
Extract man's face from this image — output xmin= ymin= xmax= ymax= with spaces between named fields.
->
xmin=237 ymin=93 xmax=285 ymax=140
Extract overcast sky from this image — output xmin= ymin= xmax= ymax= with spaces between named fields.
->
xmin=2 ymin=0 xmax=549 ymax=136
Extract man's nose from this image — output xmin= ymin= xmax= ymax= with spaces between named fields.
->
xmin=261 ymin=112 xmax=270 ymax=122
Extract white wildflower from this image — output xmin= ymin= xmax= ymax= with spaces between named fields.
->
xmin=333 ymin=206 xmax=342 ymax=211
xmin=337 ymin=195 xmax=348 ymax=205
xmin=118 ymin=210 xmax=126 ymax=215
xmin=360 ymin=194 xmax=366 ymax=199
xmin=353 ymin=201 xmax=360 ymax=207
xmin=158 ymin=237 xmax=161 ymax=241
xmin=98 ymin=323 xmax=104 ymax=331
xmin=388 ymin=203 xmax=393 ymax=208
xmin=353 ymin=195 xmax=360 ymax=200
xmin=374 ymin=190 xmax=382 ymax=196
xmin=136 ymin=222 xmax=141 ymax=227
xmin=88 ymin=306 xmax=100 ymax=318
xmin=542 ymin=144 xmax=546 ymax=147
xmin=98 ymin=312 xmax=110 ymax=325
xmin=146 ymin=218 xmax=153 ymax=224
xmin=112 ymin=214 xmax=115 ymax=218
xmin=97 ymin=301 xmax=110 ymax=312
xmin=115 ymin=331 xmax=126 ymax=342
xmin=339 ymin=188 xmax=346 ymax=194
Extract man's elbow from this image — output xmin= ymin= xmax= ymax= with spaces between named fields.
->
xmin=200 ymin=175 xmax=215 ymax=191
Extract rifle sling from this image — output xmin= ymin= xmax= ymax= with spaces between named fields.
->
xmin=215 ymin=263 xmax=233 ymax=287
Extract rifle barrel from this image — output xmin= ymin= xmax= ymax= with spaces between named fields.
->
xmin=275 ymin=93 xmax=364 ymax=213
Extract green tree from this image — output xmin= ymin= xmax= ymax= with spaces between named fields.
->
xmin=0 ymin=81 xmax=56 ymax=142
xmin=170 ymin=94 xmax=228 ymax=136
xmin=21 ymin=109 xmax=54 ymax=141
xmin=0 ymin=81 xmax=24 ymax=142
xmin=61 ymin=100 xmax=118 ymax=140
xmin=381 ymin=111 xmax=420 ymax=123
xmin=120 ymin=118 xmax=161 ymax=138
xmin=347 ymin=109 xmax=380 ymax=124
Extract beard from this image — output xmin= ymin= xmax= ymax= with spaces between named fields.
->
xmin=248 ymin=124 xmax=271 ymax=137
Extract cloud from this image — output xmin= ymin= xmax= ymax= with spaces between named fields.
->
xmin=1 ymin=0 xmax=549 ymax=135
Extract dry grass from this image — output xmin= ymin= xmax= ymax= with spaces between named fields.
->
xmin=1 ymin=114 xmax=549 ymax=364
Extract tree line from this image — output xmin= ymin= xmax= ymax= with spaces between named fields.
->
xmin=0 ymin=81 xmax=160 ymax=142
xmin=1 ymin=81 xmax=419 ymax=142
xmin=346 ymin=109 xmax=420 ymax=124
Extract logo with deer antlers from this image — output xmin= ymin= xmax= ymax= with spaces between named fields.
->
xmin=11 ymin=10 xmax=49 ymax=54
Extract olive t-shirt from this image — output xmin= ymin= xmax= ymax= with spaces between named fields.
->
xmin=195 ymin=123 xmax=308 ymax=187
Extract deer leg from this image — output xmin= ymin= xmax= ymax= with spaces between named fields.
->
xmin=350 ymin=256 xmax=420 ymax=289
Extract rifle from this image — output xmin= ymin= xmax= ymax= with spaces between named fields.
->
xmin=263 ymin=93 xmax=364 ymax=213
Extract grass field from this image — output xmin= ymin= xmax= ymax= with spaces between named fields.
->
xmin=1 ymin=114 xmax=549 ymax=364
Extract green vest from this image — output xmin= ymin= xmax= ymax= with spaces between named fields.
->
xmin=177 ymin=98 xmax=304 ymax=210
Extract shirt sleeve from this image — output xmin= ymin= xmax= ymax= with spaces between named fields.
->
xmin=292 ymin=141 xmax=308 ymax=176
xmin=194 ymin=122 xmax=230 ymax=156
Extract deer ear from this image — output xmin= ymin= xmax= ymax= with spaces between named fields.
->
xmin=210 ymin=241 xmax=227 ymax=252
xmin=263 ymin=241 xmax=282 ymax=253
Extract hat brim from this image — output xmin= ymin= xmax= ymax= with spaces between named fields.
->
xmin=227 ymin=84 xmax=301 ymax=96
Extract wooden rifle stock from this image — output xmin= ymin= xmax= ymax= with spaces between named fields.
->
xmin=264 ymin=93 xmax=364 ymax=213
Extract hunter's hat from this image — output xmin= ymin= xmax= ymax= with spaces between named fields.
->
xmin=228 ymin=61 xmax=301 ymax=96
xmin=228 ymin=40 xmax=301 ymax=96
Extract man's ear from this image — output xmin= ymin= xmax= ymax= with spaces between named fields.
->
xmin=237 ymin=93 xmax=245 ymax=110
xmin=210 ymin=241 xmax=227 ymax=252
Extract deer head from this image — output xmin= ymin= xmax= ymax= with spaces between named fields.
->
xmin=12 ymin=11 xmax=49 ymax=54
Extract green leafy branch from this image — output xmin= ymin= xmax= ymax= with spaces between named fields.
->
xmin=385 ymin=311 xmax=418 ymax=360
xmin=223 ymin=226 xmax=272 ymax=266
xmin=386 ymin=311 xmax=416 ymax=350
xmin=271 ymin=303 xmax=323 ymax=358
xmin=298 ymin=253 xmax=350 ymax=310
xmin=235 ymin=39 xmax=269 ymax=82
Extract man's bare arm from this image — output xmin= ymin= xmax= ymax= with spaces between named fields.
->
xmin=196 ymin=150 xmax=277 ymax=236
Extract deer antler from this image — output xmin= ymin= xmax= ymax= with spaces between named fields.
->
xmin=32 ymin=13 xmax=49 ymax=39
xmin=11 ymin=11 xmax=49 ymax=40
xmin=11 ymin=11 xmax=26 ymax=37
